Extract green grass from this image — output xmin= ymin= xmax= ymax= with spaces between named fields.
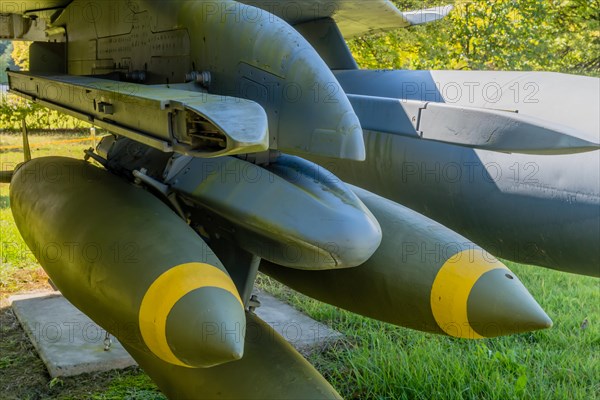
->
xmin=257 ymin=264 xmax=599 ymax=400
xmin=0 ymin=132 xmax=165 ymax=399
xmin=1 ymin=132 xmax=598 ymax=399
xmin=0 ymin=132 xmax=101 ymax=298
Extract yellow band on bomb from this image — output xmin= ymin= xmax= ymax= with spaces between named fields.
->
xmin=430 ymin=249 xmax=508 ymax=339
xmin=139 ymin=262 xmax=243 ymax=367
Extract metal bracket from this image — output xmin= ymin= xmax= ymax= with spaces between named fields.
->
xmin=7 ymin=71 xmax=269 ymax=158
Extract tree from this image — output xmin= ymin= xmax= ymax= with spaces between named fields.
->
xmin=0 ymin=40 xmax=16 ymax=83
xmin=349 ymin=0 xmax=599 ymax=76
xmin=11 ymin=41 xmax=30 ymax=70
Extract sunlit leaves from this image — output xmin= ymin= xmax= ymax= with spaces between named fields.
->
xmin=350 ymin=0 xmax=599 ymax=76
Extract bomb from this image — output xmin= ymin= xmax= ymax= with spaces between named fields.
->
xmin=261 ymin=186 xmax=552 ymax=338
xmin=10 ymin=157 xmax=246 ymax=368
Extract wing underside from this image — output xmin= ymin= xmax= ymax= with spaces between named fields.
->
xmin=1 ymin=0 xmax=451 ymax=40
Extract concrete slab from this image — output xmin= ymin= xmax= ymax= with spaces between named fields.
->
xmin=9 ymin=292 xmax=137 ymax=378
xmin=253 ymin=289 xmax=343 ymax=354
xmin=10 ymin=290 xmax=342 ymax=377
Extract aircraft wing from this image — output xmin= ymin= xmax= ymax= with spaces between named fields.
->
xmin=240 ymin=0 xmax=452 ymax=37
xmin=1 ymin=0 xmax=70 ymax=40
xmin=0 ymin=0 xmax=69 ymax=13
xmin=2 ymin=1 xmax=598 ymax=398
xmin=1 ymin=0 xmax=451 ymax=40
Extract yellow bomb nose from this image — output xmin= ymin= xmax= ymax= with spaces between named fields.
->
xmin=431 ymin=250 xmax=552 ymax=339
xmin=139 ymin=263 xmax=245 ymax=367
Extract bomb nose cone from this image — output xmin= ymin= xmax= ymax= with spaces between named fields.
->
xmin=166 ymin=287 xmax=246 ymax=367
xmin=139 ymin=263 xmax=245 ymax=368
xmin=430 ymin=250 xmax=552 ymax=339
xmin=467 ymin=269 xmax=553 ymax=337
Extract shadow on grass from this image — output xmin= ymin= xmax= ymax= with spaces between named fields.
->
xmin=0 ymin=305 xmax=49 ymax=399
xmin=0 ymin=148 xmax=24 ymax=154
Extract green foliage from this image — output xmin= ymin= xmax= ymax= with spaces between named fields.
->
xmin=10 ymin=41 xmax=30 ymax=70
xmin=0 ymin=40 xmax=16 ymax=83
xmin=1 ymin=40 xmax=85 ymax=130
xmin=0 ymin=93 xmax=91 ymax=130
xmin=350 ymin=0 xmax=600 ymax=76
